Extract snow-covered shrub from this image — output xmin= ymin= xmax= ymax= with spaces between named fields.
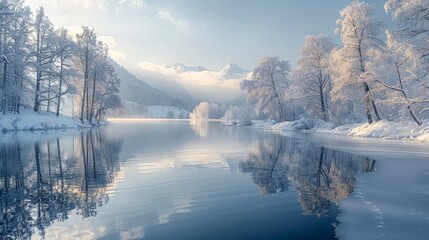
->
xmin=221 ymin=105 xmax=253 ymax=126
xmin=190 ymin=102 xmax=225 ymax=123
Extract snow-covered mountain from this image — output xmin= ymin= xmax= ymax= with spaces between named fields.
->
xmin=220 ymin=63 xmax=250 ymax=79
xmin=166 ymin=62 xmax=249 ymax=79
xmin=137 ymin=61 xmax=250 ymax=102
xmin=167 ymin=63 xmax=209 ymax=73
xmin=109 ymin=59 xmax=198 ymax=117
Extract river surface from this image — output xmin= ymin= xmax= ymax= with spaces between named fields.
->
xmin=1 ymin=120 xmax=428 ymax=240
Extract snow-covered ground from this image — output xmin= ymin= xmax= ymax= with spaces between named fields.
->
xmin=0 ymin=109 xmax=92 ymax=133
xmin=146 ymin=105 xmax=190 ymax=119
xmin=251 ymin=119 xmax=429 ymax=142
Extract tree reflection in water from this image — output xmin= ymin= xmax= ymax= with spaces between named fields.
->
xmin=0 ymin=130 xmax=123 ymax=239
xmin=239 ymin=135 xmax=376 ymax=217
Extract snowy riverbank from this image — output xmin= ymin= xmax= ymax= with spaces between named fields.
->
xmin=251 ymin=119 xmax=429 ymax=142
xmin=0 ymin=109 xmax=97 ymax=133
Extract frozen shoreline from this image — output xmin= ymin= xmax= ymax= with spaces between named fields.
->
xmin=0 ymin=109 xmax=102 ymax=133
xmin=251 ymin=119 xmax=429 ymax=142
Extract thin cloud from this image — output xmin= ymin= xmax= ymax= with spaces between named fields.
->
xmin=157 ymin=9 xmax=192 ymax=33
xmin=99 ymin=35 xmax=127 ymax=62
xmin=118 ymin=0 xmax=144 ymax=9
xmin=137 ymin=61 xmax=245 ymax=101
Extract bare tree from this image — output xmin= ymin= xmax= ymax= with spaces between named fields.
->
xmin=53 ymin=27 xmax=76 ymax=116
xmin=241 ymin=56 xmax=292 ymax=121
xmin=367 ymin=31 xmax=427 ymax=126
xmin=295 ymin=34 xmax=336 ymax=121
xmin=33 ymin=7 xmax=56 ymax=112
xmin=76 ymin=27 xmax=97 ymax=123
xmin=332 ymin=0 xmax=384 ymax=124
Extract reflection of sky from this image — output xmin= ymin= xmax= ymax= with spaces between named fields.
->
xmin=35 ymin=121 xmax=259 ymax=239
xmin=138 ymin=148 xmax=231 ymax=173
xmin=158 ymin=198 xmax=192 ymax=224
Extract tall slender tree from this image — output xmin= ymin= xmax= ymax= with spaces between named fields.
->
xmin=241 ymin=56 xmax=292 ymax=121
xmin=53 ymin=27 xmax=76 ymax=116
xmin=295 ymin=34 xmax=336 ymax=121
xmin=332 ymin=0 xmax=384 ymax=124
xmin=76 ymin=27 xmax=97 ymax=123
xmin=33 ymin=7 xmax=55 ymax=112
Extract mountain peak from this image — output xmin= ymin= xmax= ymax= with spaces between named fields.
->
xmin=167 ymin=63 xmax=209 ymax=73
xmin=220 ymin=63 xmax=249 ymax=79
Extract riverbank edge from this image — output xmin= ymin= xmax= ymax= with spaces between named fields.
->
xmin=0 ymin=109 xmax=107 ymax=133
xmin=249 ymin=119 xmax=429 ymax=142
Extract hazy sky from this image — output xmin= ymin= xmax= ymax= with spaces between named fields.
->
xmin=27 ymin=0 xmax=392 ymax=72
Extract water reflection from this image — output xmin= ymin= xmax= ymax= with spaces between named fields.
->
xmin=0 ymin=130 xmax=123 ymax=239
xmin=240 ymin=136 xmax=376 ymax=217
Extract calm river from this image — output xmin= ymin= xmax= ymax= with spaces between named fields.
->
xmin=1 ymin=120 xmax=428 ymax=239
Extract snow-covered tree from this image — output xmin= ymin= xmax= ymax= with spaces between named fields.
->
xmin=32 ymin=7 xmax=56 ymax=112
xmin=190 ymin=102 xmax=224 ymax=123
xmin=52 ymin=27 xmax=77 ymax=116
xmin=367 ymin=34 xmax=425 ymax=125
xmin=295 ymin=34 xmax=336 ymax=121
xmin=331 ymin=0 xmax=384 ymax=124
xmin=0 ymin=0 xmax=32 ymax=114
xmin=241 ymin=56 xmax=293 ymax=122
xmin=92 ymin=59 xmax=122 ymax=122
xmin=385 ymin=0 xmax=429 ymax=118
xmin=75 ymin=27 xmax=98 ymax=122
xmin=0 ymin=1 xmax=122 ymax=119
xmin=221 ymin=105 xmax=254 ymax=126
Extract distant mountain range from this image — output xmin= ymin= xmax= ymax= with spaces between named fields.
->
xmin=166 ymin=63 xmax=209 ymax=73
xmin=109 ymin=59 xmax=198 ymax=117
xmin=166 ymin=62 xmax=250 ymax=79
xmin=110 ymin=59 xmax=251 ymax=117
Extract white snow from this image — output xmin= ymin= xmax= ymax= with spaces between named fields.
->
xmin=249 ymin=119 xmax=429 ymax=142
xmin=312 ymin=120 xmax=429 ymax=142
xmin=0 ymin=109 xmax=92 ymax=133
xmin=167 ymin=63 xmax=209 ymax=73
xmin=220 ymin=63 xmax=249 ymax=79
xmin=146 ymin=105 xmax=189 ymax=119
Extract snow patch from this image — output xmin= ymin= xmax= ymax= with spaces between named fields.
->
xmin=313 ymin=120 xmax=429 ymax=142
xmin=249 ymin=119 xmax=429 ymax=142
xmin=0 ymin=109 xmax=92 ymax=133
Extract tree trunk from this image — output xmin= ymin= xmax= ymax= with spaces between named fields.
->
xmin=89 ymin=72 xmax=96 ymax=123
xmin=56 ymin=61 xmax=64 ymax=117
xmin=269 ymin=73 xmax=286 ymax=121
xmin=2 ymin=61 xmax=7 ymax=114
xmin=319 ymin=83 xmax=327 ymax=121
xmin=85 ymin=76 xmax=90 ymax=121
xmin=407 ymin=105 xmax=422 ymax=126
xmin=47 ymin=77 xmax=51 ymax=112
xmin=34 ymin=23 xmax=42 ymax=113
xmin=363 ymin=82 xmax=373 ymax=124
xmin=80 ymin=71 xmax=87 ymax=123
xmin=395 ymin=64 xmax=422 ymax=126
xmin=371 ymin=98 xmax=381 ymax=121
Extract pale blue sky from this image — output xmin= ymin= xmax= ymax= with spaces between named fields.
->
xmin=28 ymin=0 xmax=392 ymax=71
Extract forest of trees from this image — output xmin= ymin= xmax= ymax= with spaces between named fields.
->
xmin=189 ymin=0 xmax=429 ymax=126
xmin=0 ymin=0 xmax=121 ymax=123
xmin=241 ymin=0 xmax=429 ymax=125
